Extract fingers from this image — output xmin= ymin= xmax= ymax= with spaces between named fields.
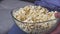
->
xmin=55 ymin=12 xmax=60 ymax=18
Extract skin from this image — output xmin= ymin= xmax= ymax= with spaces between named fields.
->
xmin=55 ymin=12 xmax=60 ymax=18
xmin=51 ymin=12 xmax=60 ymax=34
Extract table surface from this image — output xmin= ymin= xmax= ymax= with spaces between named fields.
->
xmin=0 ymin=0 xmax=33 ymax=34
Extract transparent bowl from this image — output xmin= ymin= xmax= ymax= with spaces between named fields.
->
xmin=11 ymin=7 xmax=58 ymax=34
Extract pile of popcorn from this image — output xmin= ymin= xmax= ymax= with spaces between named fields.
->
xmin=13 ymin=5 xmax=57 ymax=34
xmin=14 ymin=5 xmax=57 ymax=23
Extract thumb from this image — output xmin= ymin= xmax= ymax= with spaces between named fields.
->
xmin=55 ymin=12 xmax=60 ymax=18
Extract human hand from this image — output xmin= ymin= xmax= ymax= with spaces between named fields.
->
xmin=51 ymin=12 xmax=60 ymax=34
xmin=55 ymin=12 xmax=60 ymax=18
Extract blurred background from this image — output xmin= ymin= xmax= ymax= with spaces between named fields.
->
xmin=0 ymin=0 xmax=34 ymax=34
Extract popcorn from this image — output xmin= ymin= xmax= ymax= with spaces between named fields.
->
xmin=13 ymin=5 xmax=57 ymax=34
xmin=14 ymin=5 xmax=56 ymax=22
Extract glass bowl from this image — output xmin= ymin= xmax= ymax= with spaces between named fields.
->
xmin=11 ymin=7 xmax=58 ymax=34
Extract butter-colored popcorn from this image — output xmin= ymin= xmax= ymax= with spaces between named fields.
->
xmin=13 ymin=5 xmax=57 ymax=34
xmin=14 ymin=5 xmax=56 ymax=22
